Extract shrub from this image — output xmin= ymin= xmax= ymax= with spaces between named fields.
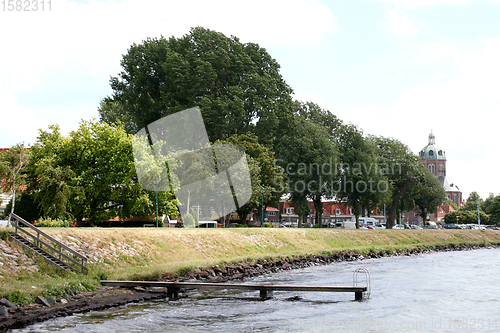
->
xmin=263 ymin=222 xmax=274 ymax=228
xmin=149 ymin=217 xmax=165 ymax=227
xmin=34 ymin=218 xmax=71 ymax=228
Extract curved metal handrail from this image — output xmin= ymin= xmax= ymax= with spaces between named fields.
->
xmin=353 ymin=267 xmax=371 ymax=299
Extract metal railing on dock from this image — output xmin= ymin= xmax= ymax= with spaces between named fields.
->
xmin=8 ymin=213 xmax=88 ymax=273
xmin=101 ymin=279 xmax=369 ymax=301
xmin=353 ymin=267 xmax=371 ymax=299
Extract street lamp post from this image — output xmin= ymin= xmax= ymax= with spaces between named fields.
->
xmin=153 ymin=180 xmax=160 ymax=228
xmin=261 ymin=190 xmax=265 ymax=227
xmin=477 ymin=200 xmax=481 ymax=225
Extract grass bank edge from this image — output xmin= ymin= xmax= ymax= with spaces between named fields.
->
xmin=1 ymin=229 xmax=500 ymax=305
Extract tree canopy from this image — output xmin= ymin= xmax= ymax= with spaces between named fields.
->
xmin=218 ymin=133 xmax=287 ymax=226
xmin=26 ymin=122 xmax=178 ymax=225
xmin=274 ymin=101 xmax=340 ymax=226
xmin=99 ymin=26 xmax=293 ymax=145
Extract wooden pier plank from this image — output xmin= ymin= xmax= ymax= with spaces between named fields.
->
xmin=101 ymin=280 xmax=367 ymax=297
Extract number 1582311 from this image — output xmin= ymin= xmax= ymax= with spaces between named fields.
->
xmin=2 ymin=0 xmax=51 ymax=11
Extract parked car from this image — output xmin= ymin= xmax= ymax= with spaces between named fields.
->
xmin=392 ymin=224 xmax=404 ymax=229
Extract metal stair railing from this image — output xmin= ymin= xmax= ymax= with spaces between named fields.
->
xmin=10 ymin=234 xmax=71 ymax=270
xmin=8 ymin=213 xmax=88 ymax=274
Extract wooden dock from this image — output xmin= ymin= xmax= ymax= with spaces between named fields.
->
xmin=101 ymin=280 xmax=368 ymax=301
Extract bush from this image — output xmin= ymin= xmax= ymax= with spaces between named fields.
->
xmin=444 ymin=210 xmax=490 ymax=225
xmin=263 ymin=222 xmax=274 ymax=228
xmin=149 ymin=217 xmax=165 ymax=227
xmin=34 ymin=218 xmax=71 ymax=227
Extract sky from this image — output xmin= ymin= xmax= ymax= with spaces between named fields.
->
xmin=1 ymin=0 xmax=499 ymax=201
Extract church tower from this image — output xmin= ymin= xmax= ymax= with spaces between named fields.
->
xmin=419 ymin=131 xmax=462 ymax=207
xmin=419 ymin=131 xmax=447 ymax=184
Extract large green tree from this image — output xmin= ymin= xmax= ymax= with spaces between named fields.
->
xmin=218 ymin=133 xmax=287 ymax=226
xmin=99 ymin=27 xmax=294 ymax=145
xmin=275 ymin=101 xmax=340 ymax=226
xmin=485 ymin=195 xmax=500 ymax=224
xmin=368 ymin=136 xmax=422 ymax=228
xmin=462 ymin=191 xmax=483 ymax=212
xmin=27 ymin=122 xmax=178 ymax=225
xmin=334 ymin=124 xmax=382 ymax=228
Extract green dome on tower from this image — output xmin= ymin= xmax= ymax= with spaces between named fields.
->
xmin=419 ymin=131 xmax=446 ymax=161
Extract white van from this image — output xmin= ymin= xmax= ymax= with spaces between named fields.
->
xmin=335 ymin=221 xmax=356 ymax=229
xmin=353 ymin=217 xmax=383 ymax=229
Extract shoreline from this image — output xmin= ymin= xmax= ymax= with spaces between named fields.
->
xmin=1 ymin=242 xmax=496 ymax=331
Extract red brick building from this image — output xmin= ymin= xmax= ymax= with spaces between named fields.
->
xmin=278 ymin=200 xmax=385 ymax=227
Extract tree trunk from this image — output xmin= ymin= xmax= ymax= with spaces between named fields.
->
xmin=7 ymin=188 xmax=16 ymax=226
xmin=313 ymin=197 xmax=322 ymax=227
xmin=354 ymin=202 xmax=360 ymax=229
xmin=387 ymin=176 xmax=414 ymax=229
xmin=236 ymin=207 xmax=251 ymax=225
xmin=302 ymin=214 xmax=308 ymax=228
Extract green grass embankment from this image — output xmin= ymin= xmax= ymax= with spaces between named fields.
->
xmin=1 ymin=228 xmax=500 ymax=305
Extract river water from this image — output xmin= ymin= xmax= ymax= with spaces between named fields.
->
xmin=12 ymin=247 xmax=500 ymax=332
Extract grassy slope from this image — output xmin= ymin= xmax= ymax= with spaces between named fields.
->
xmin=30 ymin=228 xmax=500 ymax=279
xmin=2 ymin=228 xmax=500 ymax=304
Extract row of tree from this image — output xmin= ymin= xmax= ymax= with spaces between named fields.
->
xmin=444 ymin=192 xmax=500 ymax=225
xmin=1 ymin=27 xmax=447 ymax=228
xmin=98 ymin=27 xmax=446 ymax=228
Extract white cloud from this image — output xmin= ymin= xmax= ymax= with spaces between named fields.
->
xmin=0 ymin=93 xmax=45 ymax=146
xmin=382 ymin=6 xmax=418 ymax=35
xmin=392 ymin=40 xmax=500 ymax=199
xmin=0 ymin=0 xmax=337 ymax=147
xmin=410 ymin=43 xmax=466 ymax=65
